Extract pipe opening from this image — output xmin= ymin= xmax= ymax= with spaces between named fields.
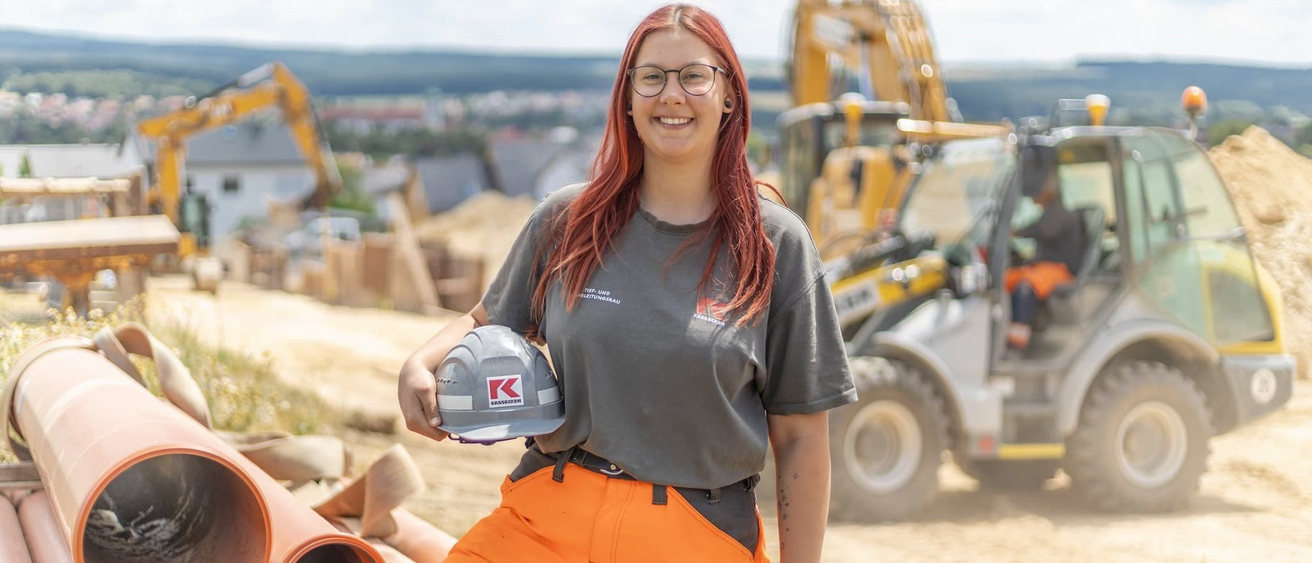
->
xmin=296 ymin=544 xmax=374 ymax=563
xmin=83 ymin=454 xmax=267 ymax=563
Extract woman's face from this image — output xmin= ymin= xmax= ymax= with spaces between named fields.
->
xmin=628 ymin=29 xmax=733 ymax=166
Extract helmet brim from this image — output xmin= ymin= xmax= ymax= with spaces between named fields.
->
xmin=440 ymin=417 xmax=566 ymax=443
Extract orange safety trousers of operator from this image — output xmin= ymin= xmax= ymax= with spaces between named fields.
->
xmin=1005 ymin=261 xmax=1074 ymax=300
xmin=444 ymin=463 xmax=770 ymax=563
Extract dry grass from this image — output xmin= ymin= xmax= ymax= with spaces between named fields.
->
xmin=1 ymin=293 xmax=332 ymax=462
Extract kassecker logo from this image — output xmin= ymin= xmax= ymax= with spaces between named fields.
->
xmin=487 ymin=375 xmax=525 ymax=408
xmin=693 ymin=296 xmax=730 ymax=327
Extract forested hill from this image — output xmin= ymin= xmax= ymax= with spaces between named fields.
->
xmin=3 ymin=28 xmax=1311 ymax=124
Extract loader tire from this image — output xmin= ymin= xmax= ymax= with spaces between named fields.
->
xmin=829 ymin=357 xmax=947 ymax=522
xmin=1064 ymin=361 xmax=1212 ymax=512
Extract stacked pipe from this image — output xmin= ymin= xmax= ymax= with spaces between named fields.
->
xmin=2 ymin=336 xmax=384 ymax=562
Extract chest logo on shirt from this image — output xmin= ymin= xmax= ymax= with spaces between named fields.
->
xmin=693 ymin=296 xmax=730 ymax=327
xmin=579 ymin=287 xmax=622 ymax=305
xmin=487 ymin=375 xmax=524 ymax=407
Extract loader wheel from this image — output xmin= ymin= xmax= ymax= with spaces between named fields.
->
xmin=829 ymin=357 xmax=948 ymax=522
xmin=1065 ymin=361 xmax=1212 ymax=512
xmin=959 ymin=459 xmax=1058 ymax=491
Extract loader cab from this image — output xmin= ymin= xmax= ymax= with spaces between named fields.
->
xmin=993 ymin=127 xmax=1276 ymax=366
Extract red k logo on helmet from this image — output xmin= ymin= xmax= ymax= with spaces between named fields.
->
xmin=487 ymin=375 xmax=524 ymax=408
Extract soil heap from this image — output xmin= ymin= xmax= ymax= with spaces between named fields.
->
xmin=1210 ymin=126 xmax=1312 ymax=377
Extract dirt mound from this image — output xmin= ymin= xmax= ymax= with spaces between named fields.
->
xmin=1210 ymin=126 xmax=1312 ymax=377
xmin=414 ymin=191 xmax=538 ymax=291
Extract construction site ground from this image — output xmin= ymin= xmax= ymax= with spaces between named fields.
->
xmin=47 ymin=274 xmax=1292 ymax=563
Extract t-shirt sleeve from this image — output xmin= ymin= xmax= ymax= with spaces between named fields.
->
xmin=480 ymin=199 xmax=556 ymax=334
xmin=760 ymin=271 xmax=858 ymax=415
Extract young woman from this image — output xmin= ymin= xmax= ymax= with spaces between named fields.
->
xmin=398 ymin=5 xmax=855 ymax=562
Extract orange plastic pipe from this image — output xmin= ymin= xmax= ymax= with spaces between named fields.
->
xmin=0 ymin=491 xmax=34 ymax=563
xmin=16 ymin=491 xmax=70 ymax=563
xmin=384 ymin=509 xmax=457 ymax=563
xmin=8 ymin=342 xmax=271 ymax=563
xmin=223 ymin=450 xmax=383 ymax=563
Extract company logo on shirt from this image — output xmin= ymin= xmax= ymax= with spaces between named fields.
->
xmin=487 ymin=375 xmax=524 ymax=407
xmin=580 ymin=287 xmax=622 ymax=305
xmin=693 ymin=296 xmax=730 ymax=326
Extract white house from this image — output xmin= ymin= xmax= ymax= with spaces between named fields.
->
xmin=134 ymin=121 xmax=314 ymax=242
xmin=0 ymin=142 xmax=146 ymax=224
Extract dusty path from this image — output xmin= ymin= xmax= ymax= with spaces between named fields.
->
xmin=148 ymin=277 xmax=1312 ymax=562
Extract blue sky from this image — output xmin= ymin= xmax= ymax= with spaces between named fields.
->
xmin=2 ymin=0 xmax=1309 ymax=65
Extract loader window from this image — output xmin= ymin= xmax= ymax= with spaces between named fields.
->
xmin=1122 ymin=131 xmax=1273 ymax=345
xmin=900 ymin=138 xmax=1011 ymax=245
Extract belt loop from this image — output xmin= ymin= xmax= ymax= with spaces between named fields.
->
xmin=743 ymin=474 xmax=761 ymax=491
xmin=651 ymin=484 xmax=668 ymax=505
xmin=706 ymin=487 xmax=722 ymax=505
xmin=552 ymin=446 xmax=574 ymax=483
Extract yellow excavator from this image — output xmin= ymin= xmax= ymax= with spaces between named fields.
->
xmin=136 ymin=62 xmax=342 ymax=291
xmin=775 ymin=0 xmax=1008 ymax=259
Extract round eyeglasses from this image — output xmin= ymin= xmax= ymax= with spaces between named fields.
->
xmin=627 ymin=63 xmax=728 ymax=97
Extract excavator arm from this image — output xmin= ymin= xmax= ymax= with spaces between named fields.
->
xmin=137 ymin=62 xmax=343 ymax=230
xmin=789 ymin=0 xmax=954 ymax=122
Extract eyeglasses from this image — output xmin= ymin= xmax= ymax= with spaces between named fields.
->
xmin=627 ymin=63 xmax=728 ymax=97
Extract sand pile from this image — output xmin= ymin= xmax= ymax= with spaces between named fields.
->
xmin=1210 ymin=126 xmax=1312 ymax=377
xmin=415 ymin=191 xmax=538 ymax=291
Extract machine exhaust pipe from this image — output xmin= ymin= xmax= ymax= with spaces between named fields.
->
xmin=7 ymin=340 xmax=271 ymax=563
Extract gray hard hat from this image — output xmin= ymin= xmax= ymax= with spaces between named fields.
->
xmin=435 ymin=325 xmax=565 ymax=444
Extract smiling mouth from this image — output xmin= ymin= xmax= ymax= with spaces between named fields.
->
xmin=657 ymin=117 xmax=692 ymax=125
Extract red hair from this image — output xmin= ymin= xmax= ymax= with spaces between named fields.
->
xmin=531 ymin=4 xmax=775 ymax=327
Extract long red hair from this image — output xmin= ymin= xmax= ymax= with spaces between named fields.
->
xmin=531 ymin=3 xmax=774 ymax=327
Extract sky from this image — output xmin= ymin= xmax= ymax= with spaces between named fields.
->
xmin=1 ymin=0 xmax=1310 ymax=66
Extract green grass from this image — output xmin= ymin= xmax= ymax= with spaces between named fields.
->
xmin=1 ymin=296 xmax=331 ymax=462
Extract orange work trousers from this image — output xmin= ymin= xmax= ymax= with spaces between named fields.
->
xmin=1005 ymin=261 xmax=1073 ymax=300
xmin=444 ymin=463 xmax=769 ymax=563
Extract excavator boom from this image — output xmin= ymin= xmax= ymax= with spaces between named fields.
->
xmin=137 ymin=62 xmax=342 ymax=229
xmin=790 ymin=0 xmax=953 ymax=122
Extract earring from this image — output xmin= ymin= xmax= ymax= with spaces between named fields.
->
xmin=724 ymin=99 xmax=733 ymax=110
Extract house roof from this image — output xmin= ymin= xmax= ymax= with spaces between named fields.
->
xmin=415 ymin=154 xmax=489 ymax=214
xmin=135 ymin=121 xmax=309 ymax=166
xmin=361 ymin=163 xmax=412 ymax=196
xmin=0 ymin=143 xmax=143 ymax=179
xmin=488 ymin=139 xmax=565 ymax=198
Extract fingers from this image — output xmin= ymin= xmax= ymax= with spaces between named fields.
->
xmin=402 ymin=391 xmax=448 ymax=441
xmin=399 ymin=366 xmax=448 ymax=442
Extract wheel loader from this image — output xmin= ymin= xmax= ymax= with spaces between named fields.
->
xmin=825 ymin=90 xmax=1295 ymax=520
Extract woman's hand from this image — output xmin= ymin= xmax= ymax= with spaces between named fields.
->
xmin=397 ymin=304 xmax=488 ymax=442
xmin=399 ymin=358 xmax=449 ymax=441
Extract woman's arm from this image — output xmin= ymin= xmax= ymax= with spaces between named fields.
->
xmin=767 ymin=411 xmax=831 ymax=563
xmin=397 ymin=303 xmax=489 ymax=441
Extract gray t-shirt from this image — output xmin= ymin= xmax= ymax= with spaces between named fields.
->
xmin=482 ymin=183 xmax=856 ymax=489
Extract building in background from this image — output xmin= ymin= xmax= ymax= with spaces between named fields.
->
xmin=134 ymin=121 xmax=314 ymax=242
xmin=0 ymin=142 xmax=145 ymax=223
xmin=415 ymin=153 xmax=491 ymax=214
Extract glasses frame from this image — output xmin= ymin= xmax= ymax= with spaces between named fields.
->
xmin=626 ymin=63 xmax=729 ymax=98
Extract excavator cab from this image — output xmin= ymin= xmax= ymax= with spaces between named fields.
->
xmin=826 ymin=90 xmax=1295 ymax=522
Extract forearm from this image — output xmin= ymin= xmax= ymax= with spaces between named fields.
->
xmin=772 ymin=432 xmax=830 ymax=563
xmin=406 ymin=308 xmax=484 ymax=371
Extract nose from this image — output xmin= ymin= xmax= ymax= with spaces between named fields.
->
xmin=657 ymin=70 xmax=687 ymax=104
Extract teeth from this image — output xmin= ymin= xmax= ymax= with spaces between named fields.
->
xmin=658 ymin=117 xmax=691 ymax=125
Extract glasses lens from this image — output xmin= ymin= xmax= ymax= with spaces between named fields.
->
xmin=679 ymin=64 xmax=715 ymax=95
xmin=631 ymin=66 xmax=666 ymax=97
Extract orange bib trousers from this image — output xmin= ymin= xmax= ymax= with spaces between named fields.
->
xmin=445 ymin=460 xmax=768 ymax=563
